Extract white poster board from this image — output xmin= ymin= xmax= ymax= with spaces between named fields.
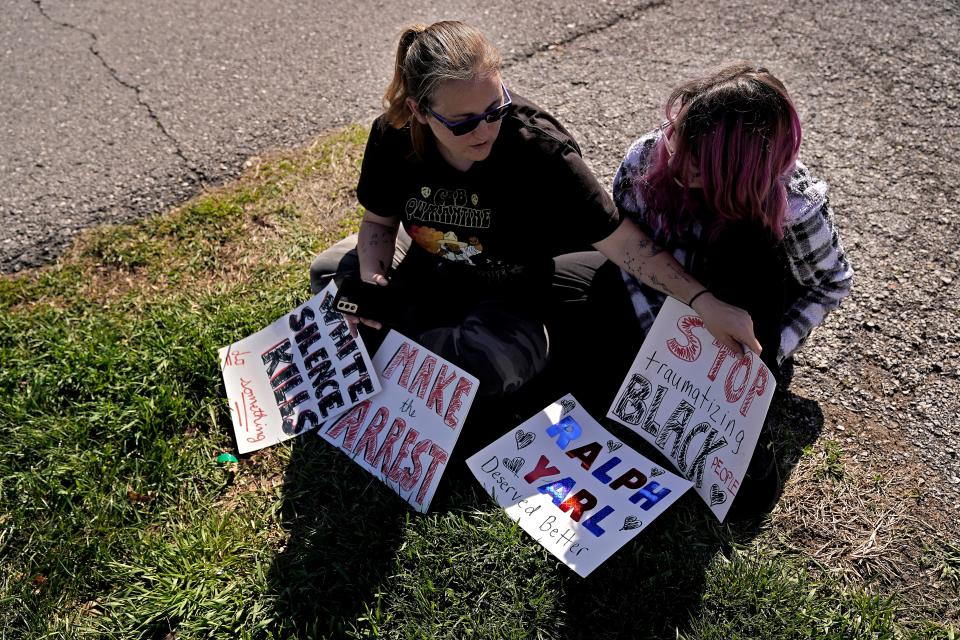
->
xmin=606 ymin=297 xmax=776 ymax=521
xmin=319 ymin=330 xmax=479 ymax=513
xmin=218 ymin=282 xmax=380 ymax=453
xmin=467 ymin=395 xmax=691 ymax=578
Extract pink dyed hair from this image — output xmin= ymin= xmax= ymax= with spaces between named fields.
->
xmin=640 ymin=64 xmax=803 ymax=241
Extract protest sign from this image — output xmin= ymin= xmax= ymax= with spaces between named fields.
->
xmin=467 ymin=395 xmax=691 ymax=578
xmin=319 ymin=330 xmax=479 ymax=513
xmin=606 ymin=297 xmax=776 ymax=521
xmin=218 ymin=282 xmax=380 ymax=454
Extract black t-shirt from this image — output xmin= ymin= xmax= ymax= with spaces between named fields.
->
xmin=355 ymin=93 xmax=621 ymax=287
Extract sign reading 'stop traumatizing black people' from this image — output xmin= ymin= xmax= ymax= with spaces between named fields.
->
xmin=606 ymin=297 xmax=776 ymax=521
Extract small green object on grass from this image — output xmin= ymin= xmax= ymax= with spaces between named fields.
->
xmin=216 ymin=452 xmax=239 ymax=465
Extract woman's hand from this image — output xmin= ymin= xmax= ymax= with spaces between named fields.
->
xmin=690 ymin=292 xmax=762 ymax=356
xmin=343 ymin=273 xmax=390 ymax=337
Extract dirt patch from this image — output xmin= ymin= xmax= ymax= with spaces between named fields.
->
xmin=764 ymin=408 xmax=960 ymax=626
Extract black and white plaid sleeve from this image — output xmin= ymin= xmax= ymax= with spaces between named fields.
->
xmin=613 ymin=131 xmax=670 ymax=334
xmin=779 ymin=161 xmax=854 ymax=362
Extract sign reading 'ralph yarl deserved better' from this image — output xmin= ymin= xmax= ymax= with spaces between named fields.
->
xmin=607 ymin=297 xmax=776 ymax=521
xmin=218 ymin=282 xmax=380 ymax=454
xmin=468 ymin=395 xmax=691 ymax=577
xmin=319 ymin=330 xmax=479 ymax=513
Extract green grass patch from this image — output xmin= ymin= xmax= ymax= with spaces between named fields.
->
xmin=810 ymin=440 xmax=846 ymax=482
xmin=0 ymin=125 xmax=956 ymax=638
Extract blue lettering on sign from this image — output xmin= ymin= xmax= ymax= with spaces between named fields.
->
xmin=582 ymin=505 xmax=615 ymax=537
xmin=628 ymin=481 xmax=672 ymax=511
xmin=538 ymin=477 xmax=576 ymax=505
xmin=591 ymin=456 xmax=622 ymax=483
xmin=546 ymin=416 xmax=582 ymax=450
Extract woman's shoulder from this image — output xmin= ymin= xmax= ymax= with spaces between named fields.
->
xmin=367 ymin=114 xmax=410 ymax=146
xmin=612 ymin=129 xmax=660 ymax=212
xmin=784 ymin=160 xmax=831 ymax=226
xmin=501 ymin=93 xmax=583 ymax=157
xmin=620 ymin=129 xmax=662 ymax=175
xmin=360 ymin=113 xmax=419 ymax=169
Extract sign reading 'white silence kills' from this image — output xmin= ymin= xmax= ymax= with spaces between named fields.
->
xmin=218 ymin=282 xmax=380 ymax=454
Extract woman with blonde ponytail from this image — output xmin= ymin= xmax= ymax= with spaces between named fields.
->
xmin=311 ymin=21 xmax=759 ymax=423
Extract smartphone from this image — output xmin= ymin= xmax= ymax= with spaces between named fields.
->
xmin=333 ymin=277 xmax=401 ymax=325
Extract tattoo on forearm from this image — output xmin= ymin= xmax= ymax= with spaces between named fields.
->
xmin=366 ymin=229 xmax=385 ymax=247
xmin=624 ymin=253 xmax=643 ymax=280
xmin=667 ymin=264 xmax=694 ymax=285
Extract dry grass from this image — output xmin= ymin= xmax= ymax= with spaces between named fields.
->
xmin=762 ymin=432 xmax=960 ymax=626
xmin=2 ymin=125 xmax=368 ymax=312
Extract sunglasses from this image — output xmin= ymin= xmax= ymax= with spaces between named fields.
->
xmin=425 ymin=83 xmax=512 ymax=136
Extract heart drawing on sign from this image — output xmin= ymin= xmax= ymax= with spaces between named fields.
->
xmin=710 ymin=484 xmax=727 ymax=506
xmin=559 ymin=399 xmax=576 ymax=415
xmin=503 ymin=456 xmax=525 ymax=476
xmin=650 ymin=467 xmax=664 ymax=477
xmin=514 ymin=429 xmax=535 ymax=449
xmin=606 ymin=440 xmax=623 ymax=453
xmin=620 ymin=516 xmax=642 ymax=531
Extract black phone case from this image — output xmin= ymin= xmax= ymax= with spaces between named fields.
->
xmin=333 ymin=278 xmax=401 ymax=325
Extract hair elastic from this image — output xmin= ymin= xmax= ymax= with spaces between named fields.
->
xmin=688 ymin=288 xmax=710 ymax=307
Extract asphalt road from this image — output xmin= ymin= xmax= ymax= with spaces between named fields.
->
xmin=3 ymin=0 xmax=666 ymax=270
xmin=4 ymin=0 xmax=960 ymax=509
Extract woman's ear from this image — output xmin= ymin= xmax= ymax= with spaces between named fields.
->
xmin=406 ymin=97 xmax=429 ymax=124
xmin=684 ymin=154 xmax=703 ymax=187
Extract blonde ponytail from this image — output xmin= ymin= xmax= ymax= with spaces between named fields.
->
xmin=381 ymin=21 xmax=502 ymax=158
xmin=383 ymin=24 xmax=427 ymax=130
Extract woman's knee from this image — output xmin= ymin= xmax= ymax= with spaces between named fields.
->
xmin=309 ymin=234 xmax=360 ymax=294
xmin=417 ymin=314 xmax=548 ymax=397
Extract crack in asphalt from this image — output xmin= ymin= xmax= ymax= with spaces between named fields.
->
xmin=31 ymin=0 xmax=209 ymax=185
xmin=503 ymin=0 xmax=668 ymax=65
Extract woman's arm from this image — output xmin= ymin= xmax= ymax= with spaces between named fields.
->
xmin=607 ymin=132 xmax=761 ymax=355
xmin=357 ymin=210 xmax=400 ymax=284
xmin=594 ymin=218 xmax=762 ymax=355
xmin=348 ymin=210 xmax=401 ymax=332
xmin=779 ymin=170 xmax=854 ymax=361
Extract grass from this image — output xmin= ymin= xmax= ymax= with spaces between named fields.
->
xmin=1 ymin=125 xmax=957 ymax=639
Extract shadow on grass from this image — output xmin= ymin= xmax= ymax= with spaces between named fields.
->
xmin=548 ymin=386 xmax=825 ymax=639
xmin=262 ymin=381 xmax=824 ymax=638
xmin=265 ymin=435 xmax=409 ymax=637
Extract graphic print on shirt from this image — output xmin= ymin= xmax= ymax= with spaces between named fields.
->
xmin=404 ymin=187 xmax=491 ymax=230
xmin=409 ymin=226 xmax=484 ymax=265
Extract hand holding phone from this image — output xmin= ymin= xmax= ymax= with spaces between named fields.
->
xmin=333 ymin=276 xmax=402 ymax=331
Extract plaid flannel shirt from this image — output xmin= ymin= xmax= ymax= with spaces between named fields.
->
xmin=613 ymin=130 xmax=854 ymax=365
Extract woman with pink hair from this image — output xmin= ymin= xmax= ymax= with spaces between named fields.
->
xmin=621 ymin=64 xmax=853 ymax=514
xmin=557 ymin=64 xmax=853 ymax=516
xmin=613 ymin=63 xmax=853 ymax=382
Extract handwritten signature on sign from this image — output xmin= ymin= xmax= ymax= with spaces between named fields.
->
xmin=223 ymin=349 xmax=250 ymax=368
xmin=234 ymin=378 xmax=268 ymax=444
